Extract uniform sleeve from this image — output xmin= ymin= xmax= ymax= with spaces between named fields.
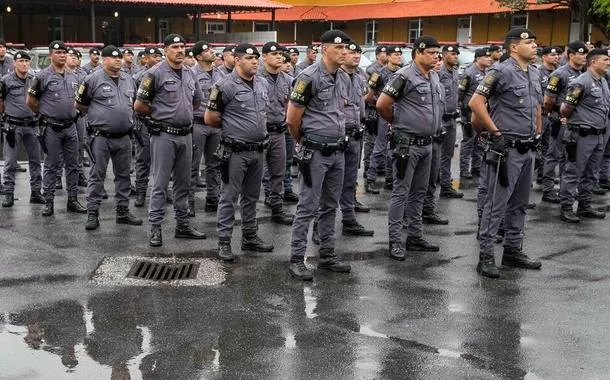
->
xmin=563 ymin=83 xmax=584 ymax=109
xmin=545 ymin=74 xmax=561 ymax=98
xmin=475 ymin=70 xmax=499 ymax=98
xmin=27 ymin=72 xmax=43 ymax=98
xmin=192 ymin=73 xmax=203 ymax=104
xmin=381 ymin=74 xmax=406 ymax=99
xmin=136 ymin=72 xmax=155 ymax=103
xmin=0 ymin=78 xmax=6 ymax=100
xmin=74 ymin=79 xmax=92 ymax=105
xmin=367 ymin=72 xmax=383 ymax=91
xmin=290 ymin=75 xmax=313 ymax=107
xmin=206 ymin=85 xmax=224 ymax=113
xmin=458 ymin=74 xmax=470 ymax=93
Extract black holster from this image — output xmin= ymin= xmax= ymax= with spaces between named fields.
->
xmin=132 ymin=120 xmax=144 ymax=147
xmin=214 ymin=144 xmax=232 ymax=183
xmin=565 ymin=140 xmax=577 ymax=162
xmin=37 ymin=121 xmax=48 ymax=154
xmin=85 ymin=133 xmax=97 ymax=165
xmin=549 ymin=117 xmax=561 ymax=138
xmin=295 ymin=147 xmax=314 ymax=187
xmin=462 ymin=122 xmax=474 ymax=138
xmin=486 ymin=149 xmax=509 ymax=187
xmin=365 ymin=108 xmax=379 ymax=135
xmin=2 ymin=124 xmax=16 ymax=148
xmin=392 ymin=144 xmax=410 ymax=180
xmin=145 ymin=118 xmax=162 ymax=136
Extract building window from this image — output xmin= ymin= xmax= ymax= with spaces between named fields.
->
xmin=409 ymin=18 xmax=422 ymax=43
xmin=50 ymin=16 xmax=63 ymax=41
xmin=158 ymin=19 xmax=169 ymax=42
xmin=510 ymin=13 xmax=528 ymax=29
xmin=365 ymin=21 xmax=378 ymax=45
xmin=206 ymin=22 xmax=226 ymax=34
xmin=254 ymin=22 xmax=271 ymax=32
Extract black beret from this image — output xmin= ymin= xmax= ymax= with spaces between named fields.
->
xmin=414 ymin=36 xmax=440 ymax=50
xmin=223 ymin=45 xmax=235 ymax=53
xmin=49 ymin=40 xmax=68 ymax=52
xmin=185 ymin=48 xmax=193 ymax=57
xmin=122 ymin=49 xmax=134 ymax=56
xmin=375 ymin=45 xmax=387 ymax=54
xmin=0 ymin=39 xmax=6 ymax=47
xmin=475 ymin=48 xmax=491 ymax=58
xmin=282 ymin=51 xmax=291 ymax=63
xmin=101 ymin=45 xmax=122 ymax=58
xmin=144 ymin=46 xmax=162 ymax=56
xmin=488 ymin=44 xmax=502 ymax=53
xmin=14 ymin=50 xmax=31 ymax=60
xmin=319 ymin=30 xmax=351 ymax=44
xmin=587 ymin=48 xmax=610 ymax=60
xmin=442 ymin=45 xmax=460 ymax=54
xmin=215 ymin=52 xmax=223 ymax=58
xmin=307 ymin=44 xmax=318 ymax=51
xmin=89 ymin=48 xmax=100 ymax=55
xmin=288 ymin=47 xmax=299 ymax=54
xmin=163 ymin=33 xmax=186 ymax=47
xmin=505 ymin=28 xmax=536 ymax=40
xmin=388 ymin=45 xmax=402 ymax=54
xmin=567 ymin=40 xmax=588 ymax=54
xmin=262 ymin=41 xmax=283 ymax=54
xmin=137 ymin=51 xmax=145 ymax=58
xmin=234 ymin=43 xmax=260 ymax=57
xmin=541 ymin=46 xmax=560 ymax=55
xmin=347 ymin=42 xmax=362 ymax=52
xmin=192 ymin=41 xmax=211 ymax=56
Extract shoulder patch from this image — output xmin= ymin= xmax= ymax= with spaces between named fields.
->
xmin=209 ymin=87 xmax=219 ymax=101
xmin=142 ymin=77 xmax=152 ymax=88
xmin=571 ymin=86 xmax=582 ymax=98
xmin=484 ymin=75 xmax=495 ymax=86
xmin=294 ymin=79 xmax=307 ymax=94
xmin=548 ymin=76 xmax=559 ymax=87
xmin=77 ymin=83 xmax=86 ymax=96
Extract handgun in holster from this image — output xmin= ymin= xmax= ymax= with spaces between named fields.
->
xmin=295 ymin=146 xmax=314 ymax=187
xmin=549 ymin=116 xmax=562 ymax=138
xmin=565 ymin=139 xmax=577 ymax=162
xmin=2 ymin=124 xmax=16 ymax=148
xmin=145 ymin=118 xmax=161 ymax=136
xmin=392 ymin=144 xmax=410 ymax=180
xmin=485 ymin=146 xmax=509 ymax=187
xmin=364 ymin=107 xmax=379 ymax=135
xmin=37 ymin=119 xmax=48 ymax=154
xmin=132 ymin=119 xmax=145 ymax=147
xmin=214 ymin=144 xmax=232 ymax=183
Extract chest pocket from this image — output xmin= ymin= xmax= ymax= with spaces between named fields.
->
xmin=124 ymin=90 xmax=135 ymax=104
xmin=414 ymin=84 xmax=432 ymax=103
xmin=256 ymin=92 xmax=268 ymax=112
xmin=314 ymin=88 xmax=333 ymax=108
xmin=162 ymin=80 xmax=180 ymax=102
xmin=510 ymin=85 xmax=528 ymax=107
xmin=234 ymin=91 xmax=254 ymax=109
xmin=47 ymin=80 xmax=65 ymax=100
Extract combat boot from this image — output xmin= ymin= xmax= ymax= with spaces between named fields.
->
xmin=271 ymin=208 xmax=294 ymax=225
xmin=85 ymin=210 xmax=100 ymax=231
xmin=365 ymin=181 xmax=380 ymax=194
xmin=354 ymin=199 xmax=370 ymax=213
xmin=476 ymin=252 xmax=500 ymax=278
xmin=242 ymin=235 xmax=274 ymax=252
xmin=134 ymin=193 xmax=146 ymax=208
xmin=289 ymin=261 xmax=313 ymax=281
xmin=318 ymin=248 xmax=351 ymax=273
xmin=204 ymin=198 xmax=218 ymax=212
xmin=55 ymin=178 xmax=63 ymax=190
xmin=560 ymin=206 xmax=580 ymax=223
xmin=175 ymin=223 xmax=207 ymax=239
xmin=599 ymin=179 xmax=610 ymax=190
xmin=150 ymin=224 xmax=162 ymax=247
xmin=283 ymin=191 xmax=299 ymax=203
xmin=42 ymin=199 xmax=54 ymax=216
xmin=541 ymin=191 xmax=560 ymax=204
xmin=67 ymin=196 xmax=87 ymax=213
xmin=78 ymin=175 xmax=88 ymax=187
xmin=2 ymin=193 xmax=14 ymax=207
xmin=116 ymin=206 xmax=143 ymax=225
xmin=389 ymin=242 xmax=406 ymax=261
xmin=342 ymin=221 xmax=374 ymax=236
xmin=384 ymin=180 xmax=393 ymax=190
xmin=217 ymin=240 xmax=235 ymax=262
xmin=577 ymin=202 xmax=606 ymax=219
xmin=405 ymin=236 xmax=439 ymax=252
xmin=187 ymin=197 xmax=196 ymax=217
xmin=30 ymin=191 xmax=46 ymax=204
xmin=440 ymin=186 xmax=464 ymax=199
xmin=502 ymin=247 xmax=542 ymax=270
xmin=422 ymin=210 xmax=449 ymax=225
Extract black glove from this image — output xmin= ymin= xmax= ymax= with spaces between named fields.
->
xmin=533 ymin=134 xmax=542 ymax=152
xmin=489 ymin=134 xmax=507 ymax=154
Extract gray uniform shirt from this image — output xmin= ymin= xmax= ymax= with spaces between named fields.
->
xmin=193 ymin=64 xmax=223 ymax=120
xmin=74 ymin=69 xmax=137 ymax=134
xmin=563 ymin=70 xmax=610 ymax=129
xmin=343 ymin=68 xmax=366 ymax=126
xmin=545 ymin=64 xmax=582 ymax=110
xmin=382 ymin=63 xmax=444 ymax=136
xmin=0 ymin=56 xmax=15 ymax=76
xmin=365 ymin=61 xmax=383 ymax=79
xmin=217 ymin=65 xmax=233 ymax=77
xmin=459 ymin=64 xmax=486 ymax=108
xmin=475 ymin=57 xmax=541 ymax=138
xmin=538 ymin=65 xmax=554 ymax=93
xmin=82 ymin=62 xmax=100 ymax=75
xmin=207 ymin=70 xmax=269 ymax=142
xmin=290 ymin=60 xmax=349 ymax=138
xmin=295 ymin=58 xmax=315 ymax=74
xmin=136 ymin=60 xmax=202 ymax=126
xmin=0 ymin=71 xmax=36 ymax=118
xmin=28 ymin=66 xmax=79 ymax=120
xmin=439 ymin=64 xmax=459 ymax=113
xmin=258 ymin=67 xmax=291 ymax=126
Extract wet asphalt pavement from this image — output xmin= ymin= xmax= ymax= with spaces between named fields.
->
xmin=1 ymin=157 xmax=610 ymax=380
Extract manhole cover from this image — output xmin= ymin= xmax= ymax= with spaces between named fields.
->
xmin=128 ymin=260 xmax=199 ymax=281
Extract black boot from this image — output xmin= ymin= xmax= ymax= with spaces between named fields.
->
xmin=116 ymin=206 xmax=143 ymax=225
xmin=318 ymin=248 xmax=351 ymax=272
xmin=477 ymin=253 xmax=500 ymax=278
xmin=354 ymin=199 xmax=370 ymax=213
xmin=175 ymin=223 xmax=207 ymax=239
xmin=365 ymin=181 xmax=380 ymax=194
xmin=389 ymin=242 xmax=406 ymax=261
xmin=311 ymin=222 xmax=320 ymax=245
xmin=502 ymin=247 xmax=542 ymax=270
xmin=541 ymin=191 xmax=560 ymax=204
xmin=560 ymin=206 xmax=580 ymax=223
xmin=187 ymin=197 xmax=196 ymax=217
xmin=134 ymin=193 xmax=146 ymax=208
xmin=440 ymin=186 xmax=464 ymax=199
xmin=289 ymin=261 xmax=314 ymax=281
xmin=2 ymin=193 xmax=14 ymax=207
xmin=342 ymin=221 xmax=374 ymax=236
xmin=405 ymin=236 xmax=439 ymax=252
xmin=150 ymin=224 xmax=162 ymax=247
xmin=67 ymin=196 xmax=87 ymax=213
xmin=217 ymin=240 xmax=235 ymax=262
xmin=85 ymin=210 xmax=100 ymax=230
xmin=384 ymin=180 xmax=393 ymax=190
xmin=271 ymin=208 xmax=294 ymax=225
xmin=204 ymin=198 xmax=218 ymax=212
xmin=422 ymin=210 xmax=449 ymax=225
xmin=30 ymin=191 xmax=46 ymax=204
xmin=42 ymin=199 xmax=54 ymax=216
xmin=283 ymin=191 xmax=299 ymax=204
xmin=78 ymin=175 xmax=88 ymax=187
xmin=55 ymin=179 xmax=63 ymax=190
xmin=577 ymin=202 xmax=606 ymax=219
xmin=242 ymin=235 xmax=274 ymax=252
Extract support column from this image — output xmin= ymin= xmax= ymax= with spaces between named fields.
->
xmin=271 ymin=9 xmax=276 ymax=31
xmin=293 ymin=22 xmax=297 ymax=44
xmin=196 ymin=8 xmax=201 ymax=40
xmin=17 ymin=5 xmax=23 ymax=42
xmin=90 ymin=1 xmax=96 ymax=42
xmin=227 ymin=11 xmax=232 ymax=33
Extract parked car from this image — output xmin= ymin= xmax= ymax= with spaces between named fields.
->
xmin=286 ymin=45 xmax=372 ymax=69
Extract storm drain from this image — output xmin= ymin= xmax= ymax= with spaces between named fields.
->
xmin=127 ymin=260 xmax=200 ymax=281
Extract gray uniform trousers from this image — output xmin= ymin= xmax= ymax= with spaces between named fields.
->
xmin=2 ymin=124 xmax=42 ymax=193
xmin=388 ymin=144 xmax=431 ymax=245
xmin=42 ymin=124 xmax=79 ymax=200
xmin=263 ymin=132 xmax=287 ymax=209
xmin=366 ymin=118 xmax=391 ymax=182
xmin=542 ymin=123 xmax=566 ymax=193
xmin=284 ymin=131 xmax=295 ymax=193
xmin=134 ymin=119 xmax=151 ymax=195
xmin=217 ymin=150 xmax=264 ymax=240
xmin=340 ymin=137 xmax=361 ymax=223
xmin=439 ymin=118 xmax=457 ymax=188
xmin=190 ymin=121 xmax=221 ymax=202
xmin=423 ymin=139 xmax=442 ymax=213
xmin=459 ymin=123 xmax=483 ymax=175
xmin=290 ymin=150 xmax=344 ymax=261
xmin=363 ymin=130 xmax=375 ymax=171
xmin=85 ymin=135 xmax=131 ymax=210
xmin=75 ymin=115 xmax=86 ymax=177
xmin=148 ymin=133 xmax=192 ymax=225
xmin=598 ymin=136 xmax=610 ymax=183
xmin=560 ymin=133 xmax=606 ymax=207
xmin=479 ymin=148 xmax=533 ymax=254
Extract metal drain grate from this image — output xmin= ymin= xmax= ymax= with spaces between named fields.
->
xmin=127 ymin=260 xmax=200 ymax=281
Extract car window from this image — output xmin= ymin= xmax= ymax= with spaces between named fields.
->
xmin=38 ymin=54 xmax=50 ymax=70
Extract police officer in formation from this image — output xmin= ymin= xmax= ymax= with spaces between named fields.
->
xmin=134 ymin=34 xmax=206 ymax=247
xmin=189 ymin=41 xmax=223 ymax=216
xmin=27 ymin=40 xmax=86 ymax=217
xmin=0 ymin=50 xmax=45 ymax=207
xmin=469 ymin=28 xmax=543 ymax=278
xmin=83 ymin=48 xmax=101 ymax=74
xmin=295 ymin=44 xmax=318 ymax=73
xmin=0 ymin=39 xmax=15 ymax=75
xmin=75 ymin=45 xmax=142 ymax=230
xmin=287 ymin=30 xmax=353 ymax=281
xmin=218 ymin=46 xmax=235 ymax=76
xmin=536 ymin=46 xmax=560 ymax=187
xmin=205 ymin=43 xmax=274 ymax=261
xmin=286 ymin=47 xmax=300 ymax=77
xmin=120 ymin=49 xmax=135 ymax=75
xmin=558 ymin=49 xmax=610 ymax=222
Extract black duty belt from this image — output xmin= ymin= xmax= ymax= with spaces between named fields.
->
xmin=303 ymin=133 xmax=347 ymax=155
xmin=89 ymin=126 xmax=131 ymax=139
xmin=4 ymin=116 xmax=36 ymax=127
xmin=345 ymin=124 xmax=364 ymax=140
xmin=221 ymin=136 xmax=268 ymax=152
xmin=145 ymin=118 xmax=192 ymax=136
xmin=568 ymin=125 xmax=607 ymax=137
xmin=442 ymin=111 xmax=460 ymax=121
xmin=433 ymin=130 xmax=448 ymax=143
xmin=266 ymin=123 xmax=287 ymax=133
xmin=391 ymin=131 xmax=433 ymax=147
xmin=506 ymin=138 xmax=536 ymax=154
xmin=40 ymin=116 xmax=74 ymax=131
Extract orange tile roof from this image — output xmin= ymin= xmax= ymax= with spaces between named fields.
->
xmin=100 ymin=0 xmax=290 ymax=9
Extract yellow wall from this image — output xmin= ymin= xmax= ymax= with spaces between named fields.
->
xmin=425 ymin=16 xmax=457 ymax=42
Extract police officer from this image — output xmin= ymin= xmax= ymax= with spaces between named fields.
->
xmin=75 ymin=45 xmax=142 ymax=230
xmin=469 ymin=28 xmax=543 ymax=279
xmin=458 ymin=48 xmax=491 ymax=183
xmin=184 ymin=48 xmax=196 ymax=68
xmin=218 ymin=46 xmax=235 ymax=76
xmin=0 ymin=51 xmax=45 ymax=207
xmin=365 ymin=45 xmax=402 ymax=193
xmin=536 ymin=46 xmax=560 ymax=188
xmin=376 ymin=36 xmax=442 ymax=260
xmin=205 ymin=43 xmax=274 ymax=261
xmin=83 ymin=48 xmax=101 ymax=74
xmin=287 ymin=47 xmax=300 ymax=77
xmin=132 ymin=47 xmax=163 ymax=208
xmin=0 ymin=39 xmax=15 ymax=76
xmin=489 ymin=44 xmax=503 ymax=66
xmin=135 ymin=51 xmax=146 ymax=73
xmin=27 ymin=40 xmax=86 ymax=217
xmin=189 ymin=41 xmax=223 ymax=216
xmin=295 ymin=45 xmax=318 ymax=73
xmin=134 ymin=34 xmax=206 ymax=247
xmin=283 ymin=49 xmax=300 ymax=204
xmin=543 ymin=41 xmax=588 ymax=204
xmin=438 ymin=44 xmax=464 ymax=199
xmin=259 ymin=41 xmax=294 ymax=225
xmin=558 ymin=49 xmax=610 ymax=222
xmin=214 ymin=52 xmax=223 ymax=67
xmin=287 ymin=30 xmax=353 ymax=280
xmin=121 ymin=49 xmax=135 ymax=75
xmin=65 ymin=47 xmax=89 ymax=185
